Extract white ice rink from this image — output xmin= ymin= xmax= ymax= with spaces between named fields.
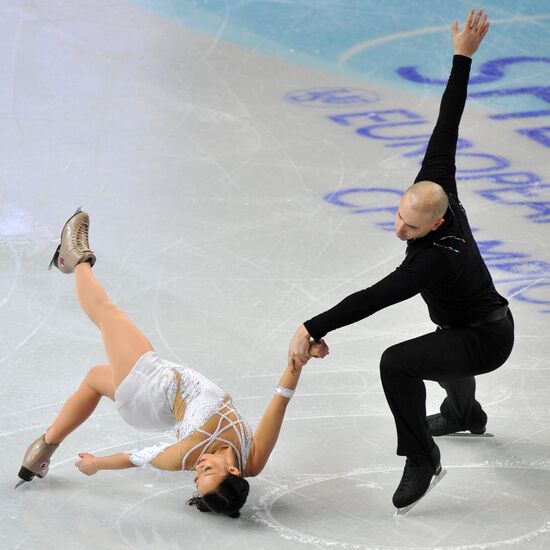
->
xmin=1 ymin=1 xmax=550 ymax=549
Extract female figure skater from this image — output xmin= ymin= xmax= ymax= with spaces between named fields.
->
xmin=16 ymin=209 xmax=328 ymax=519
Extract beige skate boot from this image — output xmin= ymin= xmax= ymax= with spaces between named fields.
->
xmin=15 ymin=434 xmax=59 ymax=488
xmin=48 ymin=207 xmax=96 ymax=273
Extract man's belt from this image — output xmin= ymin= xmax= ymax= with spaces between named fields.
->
xmin=438 ymin=305 xmax=509 ymax=330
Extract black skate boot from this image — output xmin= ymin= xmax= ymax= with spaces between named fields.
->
xmin=427 ymin=413 xmax=487 ymax=436
xmin=393 ymin=444 xmax=446 ymax=515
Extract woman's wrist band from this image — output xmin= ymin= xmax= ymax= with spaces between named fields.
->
xmin=276 ymin=386 xmax=295 ymax=399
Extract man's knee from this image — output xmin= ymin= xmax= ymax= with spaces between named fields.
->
xmin=380 ymin=345 xmax=405 ymax=378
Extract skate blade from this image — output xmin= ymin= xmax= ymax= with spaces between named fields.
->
xmin=48 ymin=244 xmax=61 ymax=271
xmin=14 ymin=479 xmax=28 ymax=489
xmin=394 ymin=468 xmax=447 ymax=517
xmin=447 ymin=432 xmax=494 ymax=438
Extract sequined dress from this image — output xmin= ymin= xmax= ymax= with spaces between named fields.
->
xmin=114 ymin=351 xmax=253 ymax=472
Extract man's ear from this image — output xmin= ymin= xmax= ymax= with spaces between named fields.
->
xmin=431 ymin=217 xmax=445 ymax=231
xmin=229 ymin=466 xmax=241 ymax=476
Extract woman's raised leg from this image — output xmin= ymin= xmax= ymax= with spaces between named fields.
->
xmin=45 ymin=364 xmax=115 ymax=445
xmin=74 ymin=262 xmax=153 ymax=390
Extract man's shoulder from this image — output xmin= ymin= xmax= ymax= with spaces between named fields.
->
xmin=405 ymin=239 xmax=449 ymax=265
xmin=447 ymin=193 xmax=467 ymax=217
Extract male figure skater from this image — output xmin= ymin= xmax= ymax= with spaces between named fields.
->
xmin=288 ymin=9 xmax=514 ymax=512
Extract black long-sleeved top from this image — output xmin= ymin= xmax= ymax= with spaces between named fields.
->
xmin=304 ymin=55 xmax=508 ymax=341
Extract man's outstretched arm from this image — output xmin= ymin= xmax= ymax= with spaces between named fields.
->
xmin=287 ymin=245 xmax=454 ymax=369
xmin=414 ymin=9 xmax=490 ymax=197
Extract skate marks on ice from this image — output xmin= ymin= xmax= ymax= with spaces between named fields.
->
xmin=249 ymin=464 xmax=550 ymax=550
xmin=337 ymin=13 xmax=550 ymax=67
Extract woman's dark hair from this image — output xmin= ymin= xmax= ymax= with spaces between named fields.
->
xmin=187 ymin=473 xmax=250 ymax=518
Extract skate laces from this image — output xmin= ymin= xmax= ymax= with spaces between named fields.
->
xmin=73 ymin=221 xmax=91 ymax=252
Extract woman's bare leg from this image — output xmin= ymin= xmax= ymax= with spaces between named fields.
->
xmin=45 ymin=364 xmax=115 ymax=445
xmin=74 ymin=262 xmax=153 ymax=390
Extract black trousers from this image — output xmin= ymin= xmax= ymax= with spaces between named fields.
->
xmin=380 ymin=310 xmax=514 ymax=458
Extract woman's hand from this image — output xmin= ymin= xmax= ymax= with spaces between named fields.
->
xmin=453 ymin=8 xmax=490 ymax=58
xmin=309 ymin=339 xmax=330 ymax=359
xmin=288 ymin=324 xmax=313 ymax=373
xmin=75 ymin=452 xmax=99 ymax=476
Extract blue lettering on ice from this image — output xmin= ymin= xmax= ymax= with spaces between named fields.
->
xmin=324 ymin=187 xmax=399 ymax=230
xmin=284 ymin=87 xmax=379 ymax=108
xmin=491 ymin=109 xmax=550 ymax=120
xmin=325 ymin=187 xmax=402 ymax=216
xmin=517 ymin=126 xmax=550 ymax=148
xmin=512 ymin=281 xmax=550 ymax=307
xmin=398 ymin=56 xmax=550 ymax=147
xmin=469 ymin=86 xmax=550 ymax=109
xmin=397 ymin=56 xmax=550 ymax=86
xmin=321 ymin=106 xmax=549 ymax=225
xmin=283 ymin=56 xmax=550 ymax=312
xmin=329 ymin=109 xmax=431 ymax=141
xmin=322 ymin=186 xmax=550 ymax=310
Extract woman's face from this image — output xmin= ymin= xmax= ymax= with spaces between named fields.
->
xmin=194 ymin=454 xmax=240 ymax=495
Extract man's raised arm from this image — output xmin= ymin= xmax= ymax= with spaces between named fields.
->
xmin=414 ymin=9 xmax=490 ymax=197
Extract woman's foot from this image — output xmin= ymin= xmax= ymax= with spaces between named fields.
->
xmin=15 ymin=434 xmax=59 ymax=488
xmin=49 ymin=207 xmax=96 ymax=273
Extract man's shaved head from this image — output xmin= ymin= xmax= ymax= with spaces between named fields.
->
xmin=394 ymin=181 xmax=448 ymax=241
xmin=403 ymin=181 xmax=449 ymax=221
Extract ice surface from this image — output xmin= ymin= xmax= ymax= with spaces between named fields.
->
xmin=1 ymin=1 xmax=549 ymax=549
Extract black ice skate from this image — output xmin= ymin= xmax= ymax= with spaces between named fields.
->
xmin=427 ymin=413 xmax=493 ymax=438
xmin=393 ymin=444 xmax=447 ymax=516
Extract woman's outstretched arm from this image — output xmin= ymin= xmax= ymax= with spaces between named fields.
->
xmin=75 ymin=441 xmax=187 ymax=475
xmin=75 ymin=452 xmax=137 ymax=475
xmin=245 ymin=341 xmax=328 ymax=477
